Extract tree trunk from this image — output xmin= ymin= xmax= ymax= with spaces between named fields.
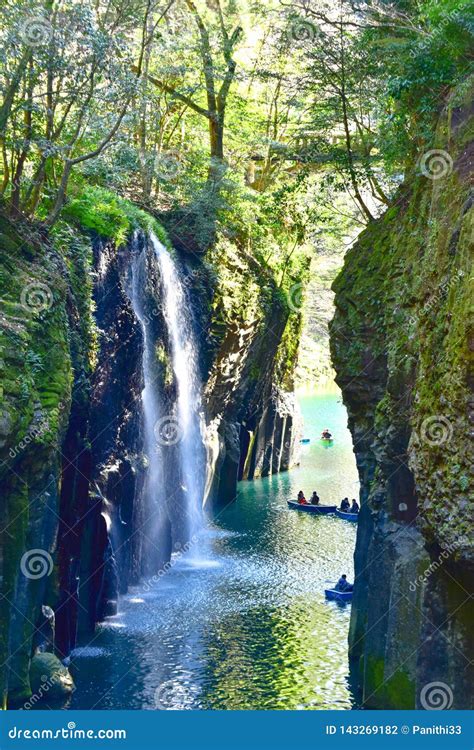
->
xmin=209 ymin=115 xmax=224 ymax=161
xmin=45 ymin=161 xmax=72 ymax=226
xmin=10 ymin=60 xmax=34 ymax=215
xmin=208 ymin=114 xmax=225 ymax=183
xmin=0 ymin=50 xmax=32 ymax=200
xmin=0 ymin=50 xmax=31 ymax=138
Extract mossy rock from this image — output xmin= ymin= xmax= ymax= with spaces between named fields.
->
xmin=29 ymin=653 xmax=75 ymax=699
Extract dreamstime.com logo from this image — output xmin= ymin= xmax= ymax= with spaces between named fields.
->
xmin=419 ymin=415 xmax=453 ymax=446
xmin=20 ymin=549 xmax=53 ymax=580
xmin=287 ymin=17 xmax=318 ymax=43
xmin=142 ymin=535 xmax=198 ymax=592
xmin=22 ymin=673 xmax=74 ymax=710
xmin=20 ymin=281 xmax=54 ymax=313
xmin=8 ymin=722 xmax=126 ymax=740
xmin=286 ymin=282 xmax=305 ymax=312
xmin=154 ymin=680 xmax=194 ymax=710
xmin=19 ymin=15 xmax=53 ymax=46
xmin=408 ymin=269 xmax=464 ymax=327
xmin=127 ymin=270 xmax=201 ymax=333
xmin=9 ymin=408 xmax=59 ymax=459
xmin=409 ymin=539 xmax=462 ymax=592
xmin=419 ymin=149 xmax=453 ymax=180
xmin=409 ymin=8 xmax=469 ymax=60
xmin=420 ymin=681 xmax=454 ymax=710
xmin=154 ymin=415 xmax=184 ymax=446
xmin=154 ymin=151 xmax=182 ymax=181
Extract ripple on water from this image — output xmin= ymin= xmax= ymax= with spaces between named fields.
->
xmin=70 ymin=647 xmax=109 ymax=658
xmin=70 ymin=394 xmax=358 ymax=711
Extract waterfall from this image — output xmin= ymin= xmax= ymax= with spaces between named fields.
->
xmin=129 ymin=231 xmax=205 ymax=572
xmin=150 ymin=232 xmax=205 ymax=549
xmin=129 ymin=238 xmax=167 ymax=572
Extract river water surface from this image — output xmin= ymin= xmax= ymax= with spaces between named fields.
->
xmin=69 ymin=392 xmax=358 ymax=710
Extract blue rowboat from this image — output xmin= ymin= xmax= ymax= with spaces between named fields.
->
xmin=336 ymin=509 xmax=359 ymax=522
xmin=287 ymin=501 xmax=337 ymax=514
xmin=325 ymin=589 xmax=353 ymax=602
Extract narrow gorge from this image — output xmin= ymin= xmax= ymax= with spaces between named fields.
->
xmin=0 ymin=0 xmax=472 ymax=717
xmin=0 ymin=208 xmax=301 ymax=705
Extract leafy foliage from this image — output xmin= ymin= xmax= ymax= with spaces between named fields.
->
xmin=61 ymin=186 xmax=168 ymax=246
xmin=0 ymin=0 xmax=470 ymax=250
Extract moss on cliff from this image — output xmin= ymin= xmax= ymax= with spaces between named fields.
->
xmin=0 ymin=211 xmax=73 ymax=702
xmin=330 ymin=78 xmax=474 ymax=708
xmin=206 ymin=235 xmax=308 ymax=393
xmin=0 ymin=186 xmax=303 ymax=701
xmin=365 ymin=657 xmax=415 ymax=710
xmin=332 ymin=81 xmax=473 ymax=552
xmin=61 ymin=186 xmax=169 ymax=247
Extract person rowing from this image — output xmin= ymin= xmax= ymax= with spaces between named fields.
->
xmin=297 ymin=490 xmax=308 ymax=505
xmin=321 ymin=428 xmax=332 ymax=439
xmin=310 ymin=491 xmax=320 ymax=505
xmin=350 ymin=498 xmax=360 ymax=513
xmin=335 ymin=574 xmax=353 ymax=592
xmin=340 ymin=497 xmax=350 ymax=511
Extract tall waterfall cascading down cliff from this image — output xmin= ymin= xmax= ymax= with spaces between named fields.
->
xmin=128 ymin=238 xmax=167 ymax=573
xmin=128 ymin=232 xmax=205 ymax=570
xmin=151 ymin=233 xmax=206 ymax=550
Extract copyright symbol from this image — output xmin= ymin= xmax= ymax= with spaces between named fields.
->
xmin=401 ymin=726 xmax=410 ymax=734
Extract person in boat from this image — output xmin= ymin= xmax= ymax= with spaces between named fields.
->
xmin=350 ymin=499 xmax=360 ymax=513
xmin=335 ymin=574 xmax=353 ymax=592
xmin=340 ymin=497 xmax=350 ymax=512
xmin=297 ymin=490 xmax=308 ymax=505
xmin=321 ymin=428 xmax=332 ymax=439
xmin=310 ymin=491 xmax=320 ymax=505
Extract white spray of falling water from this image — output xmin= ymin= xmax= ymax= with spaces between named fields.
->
xmin=129 ymin=238 xmax=164 ymax=565
xmin=150 ymin=232 xmax=205 ymax=548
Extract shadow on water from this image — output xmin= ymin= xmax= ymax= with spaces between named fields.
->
xmin=68 ymin=391 xmax=359 ymax=710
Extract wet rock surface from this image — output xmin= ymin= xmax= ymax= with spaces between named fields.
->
xmin=0 ymin=219 xmax=301 ymax=705
xmin=330 ymin=87 xmax=473 ymax=709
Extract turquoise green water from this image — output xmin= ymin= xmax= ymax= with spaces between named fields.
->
xmin=69 ymin=393 xmax=359 ymax=710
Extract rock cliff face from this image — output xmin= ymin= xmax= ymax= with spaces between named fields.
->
xmin=56 ymin=233 xmax=146 ymax=661
xmin=0 ymin=217 xmax=86 ymax=705
xmin=197 ymin=239 xmax=301 ymax=509
xmin=330 ymin=86 xmax=473 ymax=709
xmin=0 ymin=211 xmax=300 ymax=705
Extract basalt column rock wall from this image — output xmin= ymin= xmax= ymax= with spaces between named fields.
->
xmin=330 ymin=85 xmax=473 ymax=709
xmin=188 ymin=238 xmax=302 ymax=510
xmin=56 ymin=233 xmax=147 ymax=657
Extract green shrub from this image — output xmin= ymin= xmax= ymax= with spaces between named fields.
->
xmin=61 ymin=186 xmax=169 ymax=246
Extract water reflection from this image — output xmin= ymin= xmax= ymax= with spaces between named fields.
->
xmin=69 ymin=393 xmax=358 ymax=710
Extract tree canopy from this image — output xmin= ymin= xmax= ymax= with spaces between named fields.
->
xmin=0 ymin=0 xmax=472 ymax=262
